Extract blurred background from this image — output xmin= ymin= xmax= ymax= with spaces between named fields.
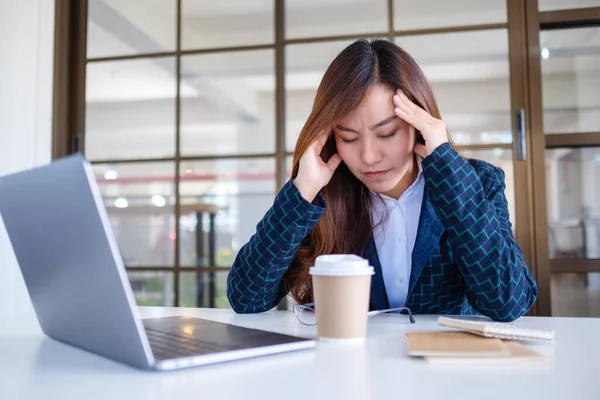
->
xmin=2 ymin=0 xmax=599 ymax=317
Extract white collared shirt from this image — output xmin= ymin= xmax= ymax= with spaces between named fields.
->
xmin=371 ymin=163 xmax=425 ymax=308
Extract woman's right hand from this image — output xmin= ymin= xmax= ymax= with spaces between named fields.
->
xmin=293 ymin=132 xmax=342 ymax=203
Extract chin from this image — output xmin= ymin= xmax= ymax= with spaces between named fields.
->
xmin=363 ymin=180 xmax=398 ymax=195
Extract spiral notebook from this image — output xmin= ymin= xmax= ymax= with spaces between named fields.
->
xmin=438 ymin=316 xmax=556 ymax=343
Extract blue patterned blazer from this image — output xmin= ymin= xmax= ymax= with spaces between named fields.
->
xmin=227 ymin=143 xmax=538 ymax=322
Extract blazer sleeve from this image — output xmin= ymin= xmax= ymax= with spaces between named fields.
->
xmin=422 ymin=143 xmax=538 ymax=322
xmin=226 ymin=179 xmax=326 ymax=313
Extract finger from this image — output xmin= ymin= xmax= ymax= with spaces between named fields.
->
xmin=395 ymin=90 xmax=424 ymax=113
xmin=394 ymin=104 xmax=427 ymax=134
xmin=326 ymin=153 xmax=342 ymax=172
xmin=394 ymin=92 xmax=438 ymax=133
xmin=314 ymin=131 xmax=331 ymax=153
xmin=414 ymin=143 xmax=427 ymax=159
xmin=394 ymin=104 xmax=438 ymax=136
xmin=394 ymin=93 xmax=435 ymax=129
xmin=401 ymin=94 xmax=438 ymax=127
xmin=392 ymin=92 xmax=404 ymax=108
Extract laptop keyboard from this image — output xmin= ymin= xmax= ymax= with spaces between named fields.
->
xmin=145 ymin=328 xmax=239 ymax=361
xmin=142 ymin=316 xmax=312 ymax=363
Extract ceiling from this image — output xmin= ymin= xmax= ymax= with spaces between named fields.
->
xmin=86 ymin=0 xmax=600 ymax=102
xmin=83 ymin=0 xmax=600 ymax=164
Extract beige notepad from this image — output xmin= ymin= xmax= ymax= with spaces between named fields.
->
xmin=405 ymin=331 xmax=510 ymax=357
xmin=426 ymin=341 xmax=549 ymax=366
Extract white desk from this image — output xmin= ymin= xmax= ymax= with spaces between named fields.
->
xmin=1 ymin=307 xmax=599 ymax=400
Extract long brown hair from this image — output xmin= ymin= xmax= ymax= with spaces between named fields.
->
xmin=283 ymin=39 xmax=444 ymax=304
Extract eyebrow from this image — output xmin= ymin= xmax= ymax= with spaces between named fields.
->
xmin=336 ymin=115 xmax=398 ymax=133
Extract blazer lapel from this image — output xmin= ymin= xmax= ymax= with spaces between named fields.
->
xmin=408 ymin=188 xmax=445 ymax=298
xmin=363 ymin=239 xmax=389 ymax=310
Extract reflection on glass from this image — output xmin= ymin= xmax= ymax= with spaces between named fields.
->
xmin=181 ymin=1 xmax=273 ymax=49
xmin=127 ymin=271 xmax=173 ymax=306
xmin=539 ymin=0 xmax=600 ymax=11
xmin=178 ymin=158 xmax=275 ymax=267
xmin=180 ymin=50 xmax=275 ymax=156
xmin=285 ymin=40 xmax=354 ymax=151
xmin=461 ymin=149 xmax=516 ymax=231
xmin=396 ymin=30 xmax=512 ymax=146
xmin=86 ymin=57 xmax=176 ymax=160
xmin=93 ymin=163 xmax=175 ymax=266
xmin=87 ymin=0 xmax=176 ymax=59
xmin=179 ymin=272 xmax=230 ymax=308
xmin=551 ymin=273 xmax=600 ymax=317
xmin=541 ymin=27 xmax=600 ymax=134
xmin=394 ymin=0 xmax=506 ymax=31
xmin=285 ymin=0 xmax=387 ymax=39
xmin=546 ymin=148 xmax=600 ymax=259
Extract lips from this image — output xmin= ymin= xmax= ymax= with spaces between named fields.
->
xmin=363 ymin=170 xmax=390 ymax=178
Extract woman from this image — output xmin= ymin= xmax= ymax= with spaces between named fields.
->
xmin=226 ymin=39 xmax=538 ymax=322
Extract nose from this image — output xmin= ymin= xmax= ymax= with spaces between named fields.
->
xmin=360 ymin=138 xmax=383 ymax=165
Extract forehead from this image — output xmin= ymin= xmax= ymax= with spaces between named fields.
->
xmin=337 ymin=84 xmax=395 ymax=125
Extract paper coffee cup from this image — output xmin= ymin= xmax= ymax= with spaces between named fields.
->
xmin=309 ymin=255 xmax=374 ymax=342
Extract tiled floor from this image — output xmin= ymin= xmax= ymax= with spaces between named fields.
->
xmin=551 ymin=273 xmax=600 ymax=317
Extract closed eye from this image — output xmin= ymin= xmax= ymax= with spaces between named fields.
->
xmin=379 ymin=131 xmax=397 ymax=140
xmin=342 ymin=131 xmax=396 ymax=144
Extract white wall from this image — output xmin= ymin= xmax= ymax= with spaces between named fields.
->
xmin=0 ymin=0 xmax=55 ymax=317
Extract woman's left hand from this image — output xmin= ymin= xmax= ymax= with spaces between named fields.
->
xmin=393 ymin=90 xmax=448 ymax=158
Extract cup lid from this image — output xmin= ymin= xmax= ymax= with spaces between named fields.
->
xmin=309 ymin=254 xmax=374 ymax=276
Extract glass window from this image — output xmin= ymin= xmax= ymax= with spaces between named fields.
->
xmin=285 ymin=0 xmax=387 ymax=39
xmin=546 ymin=147 xmax=600 ymax=260
xmin=179 ymin=271 xmax=230 ymax=308
xmin=461 ymin=148 xmax=516 ymax=231
xmin=128 ymin=271 xmax=174 ymax=306
xmin=87 ymin=0 xmax=176 ymax=59
xmin=79 ymin=0 xmax=544 ymax=311
xmin=394 ymin=0 xmax=506 ymax=31
xmin=178 ymin=158 xmax=275 ymax=267
xmin=551 ymin=273 xmax=600 ymax=317
xmin=285 ymin=40 xmax=354 ymax=152
xmin=181 ymin=1 xmax=273 ymax=49
xmin=539 ymin=0 xmax=600 ymax=11
xmin=93 ymin=162 xmax=175 ymax=267
xmin=396 ymin=29 xmax=512 ymax=146
xmin=540 ymin=27 xmax=600 ymax=134
xmin=180 ymin=50 xmax=275 ymax=156
xmin=85 ymin=57 xmax=176 ymax=160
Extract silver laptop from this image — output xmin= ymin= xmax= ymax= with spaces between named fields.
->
xmin=0 ymin=154 xmax=315 ymax=371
